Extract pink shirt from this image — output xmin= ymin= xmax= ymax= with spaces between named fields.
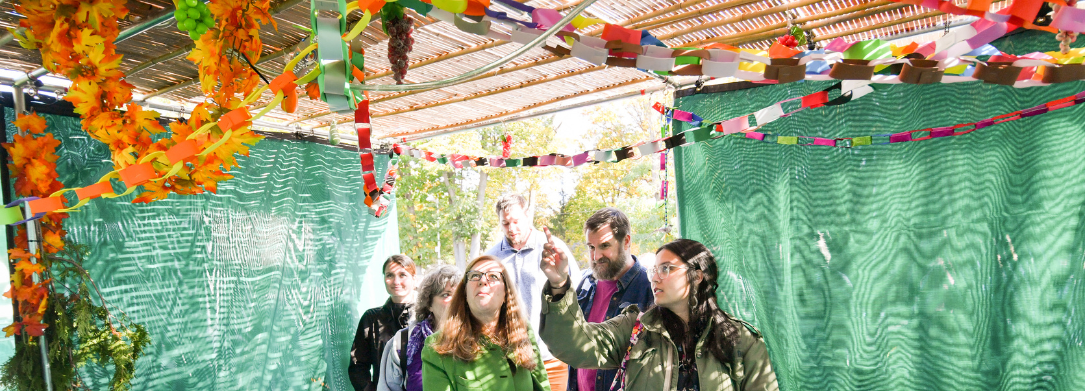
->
xmin=578 ymin=279 xmax=620 ymax=391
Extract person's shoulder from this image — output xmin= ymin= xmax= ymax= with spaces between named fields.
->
xmin=483 ymin=242 xmax=502 ymax=256
xmin=361 ymin=306 xmax=383 ymax=320
xmin=725 ymin=316 xmax=764 ymax=347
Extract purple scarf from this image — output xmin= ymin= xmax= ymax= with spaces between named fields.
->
xmin=404 ymin=319 xmax=434 ymax=391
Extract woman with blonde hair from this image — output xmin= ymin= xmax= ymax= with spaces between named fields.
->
xmin=421 ymin=255 xmax=551 ymax=391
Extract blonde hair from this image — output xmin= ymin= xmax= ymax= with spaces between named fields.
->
xmin=432 ymin=255 xmax=537 ymax=369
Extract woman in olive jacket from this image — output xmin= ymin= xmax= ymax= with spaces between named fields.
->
xmin=538 ymin=235 xmax=778 ymax=391
xmin=421 ymin=255 xmax=551 ymax=391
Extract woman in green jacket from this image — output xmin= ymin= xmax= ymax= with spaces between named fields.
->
xmin=422 ymin=255 xmax=551 ymax=391
xmin=538 ymin=235 xmax=778 ymax=391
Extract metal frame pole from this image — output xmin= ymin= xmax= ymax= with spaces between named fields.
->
xmin=12 ymin=84 xmax=54 ymax=391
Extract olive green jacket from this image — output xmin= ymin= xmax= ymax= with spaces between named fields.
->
xmin=421 ymin=331 xmax=551 ymax=391
xmin=539 ymin=284 xmax=778 ymax=391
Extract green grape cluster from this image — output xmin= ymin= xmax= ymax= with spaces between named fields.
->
xmin=175 ymin=0 xmax=213 ymax=41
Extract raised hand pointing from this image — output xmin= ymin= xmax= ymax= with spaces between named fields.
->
xmin=540 ymin=227 xmax=570 ymax=290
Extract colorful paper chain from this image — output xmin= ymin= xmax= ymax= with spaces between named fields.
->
xmin=1 ymin=46 xmax=324 ymax=225
xmin=723 ymin=90 xmax=1085 ymax=147
xmin=371 ymin=83 xmax=869 ymax=169
xmin=375 ymin=84 xmax=1084 ymax=170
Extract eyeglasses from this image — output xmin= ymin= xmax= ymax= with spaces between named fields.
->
xmin=466 ymin=271 xmax=504 ymax=284
xmin=648 ymin=264 xmax=688 ymax=279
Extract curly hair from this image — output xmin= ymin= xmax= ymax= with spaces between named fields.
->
xmin=656 ymin=239 xmax=740 ymax=364
xmin=414 ymin=264 xmax=462 ymax=324
xmin=433 ymin=255 xmax=538 ymax=370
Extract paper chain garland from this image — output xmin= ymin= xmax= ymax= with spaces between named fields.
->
xmin=328 ymin=0 xmax=1085 ymax=87
xmin=0 ymin=48 xmax=323 ymax=226
xmin=886 ymin=0 xmax=1081 ymax=32
xmin=723 ymin=90 xmax=1085 ymax=147
xmin=379 ymin=82 xmax=1084 ymax=170
xmin=356 ymin=100 xmax=400 ymax=218
xmin=375 ymin=83 xmax=868 ymax=169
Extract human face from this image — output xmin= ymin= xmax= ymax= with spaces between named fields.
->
xmin=384 ymin=263 xmax=416 ymax=303
xmin=465 ymin=260 xmax=507 ymax=319
xmin=430 ymin=283 xmax=455 ymax=324
xmin=586 ymin=225 xmax=631 ymax=281
xmin=650 ymin=249 xmax=692 ymax=313
xmin=499 ymin=205 xmax=532 ymax=249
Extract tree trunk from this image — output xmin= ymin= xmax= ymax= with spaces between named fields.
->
xmin=453 ymin=241 xmax=467 ymax=270
xmin=442 ymin=171 xmax=467 ymax=267
xmin=469 ymin=170 xmax=488 ymax=258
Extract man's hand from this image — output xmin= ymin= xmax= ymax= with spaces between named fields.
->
xmin=540 ymin=227 xmax=569 ymax=292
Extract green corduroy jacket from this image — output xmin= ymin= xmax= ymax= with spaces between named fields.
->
xmin=421 ymin=330 xmax=551 ymax=391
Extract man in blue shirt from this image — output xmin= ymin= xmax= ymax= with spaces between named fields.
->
xmin=568 ymin=207 xmax=654 ymax=391
xmin=485 ymin=194 xmax=580 ymax=391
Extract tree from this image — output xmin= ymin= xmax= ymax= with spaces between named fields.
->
xmin=395 ymin=92 xmax=679 ymax=270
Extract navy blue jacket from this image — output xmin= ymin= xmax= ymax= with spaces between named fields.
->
xmin=570 ymin=259 xmax=655 ymax=391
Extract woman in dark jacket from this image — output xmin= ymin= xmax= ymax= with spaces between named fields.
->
xmin=349 ymin=255 xmax=417 ymax=391
xmin=539 ymin=237 xmax=778 ymax=391
xmin=377 ymin=264 xmax=461 ymax=391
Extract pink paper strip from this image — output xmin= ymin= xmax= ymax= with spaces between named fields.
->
xmin=539 ymin=155 xmax=556 ymax=166
xmin=718 ymin=116 xmax=750 ymax=134
xmin=489 ymin=157 xmax=506 ymax=167
xmin=572 ymin=152 xmax=590 ymax=166
xmin=889 ymin=132 xmax=913 ymax=143
xmin=555 ymin=156 xmax=572 ymax=166
xmin=672 ymin=110 xmax=694 ymax=123
xmin=813 ymin=138 xmax=836 ymax=146
xmin=745 ymin=132 xmax=765 ymax=141
xmin=532 ymin=9 xmax=576 ymax=32
xmin=824 ymin=38 xmax=854 ymax=53
xmin=929 ymin=127 xmax=954 ymax=138
xmin=1051 ymin=5 xmax=1085 ymax=33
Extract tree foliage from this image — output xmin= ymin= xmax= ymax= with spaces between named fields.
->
xmin=396 ymin=93 xmax=679 ymax=270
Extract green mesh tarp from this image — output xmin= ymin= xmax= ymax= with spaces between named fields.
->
xmin=2 ymin=109 xmax=399 ymax=390
xmin=673 ymin=31 xmax=1085 ymax=391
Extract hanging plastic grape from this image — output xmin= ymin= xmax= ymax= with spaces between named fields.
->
xmin=381 ymin=2 xmax=415 ymax=85
xmin=175 ymin=0 xmax=214 ymax=41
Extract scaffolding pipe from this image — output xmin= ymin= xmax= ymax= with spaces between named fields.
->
xmin=11 ymin=84 xmax=54 ymax=391
xmin=12 ymin=8 xmax=178 ymax=88
xmin=351 ymin=0 xmax=600 ymax=92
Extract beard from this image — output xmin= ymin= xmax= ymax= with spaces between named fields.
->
xmin=592 ymin=250 xmax=628 ymax=280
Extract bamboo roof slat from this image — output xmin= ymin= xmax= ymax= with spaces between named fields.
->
xmin=0 ymin=0 xmax=982 ymax=138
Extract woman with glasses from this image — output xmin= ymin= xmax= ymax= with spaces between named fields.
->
xmin=421 ymin=255 xmax=551 ymax=391
xmin=538 ymin=237 xmax=778 ymax=391
xmin=377 ymin=265 xmax=462 ymax=391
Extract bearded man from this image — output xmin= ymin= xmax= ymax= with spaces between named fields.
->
xmin=566 ymin=207 xmax=654 ymax=391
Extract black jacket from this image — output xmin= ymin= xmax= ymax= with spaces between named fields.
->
xmin=349 ymin=298 xmax=410 ymax=391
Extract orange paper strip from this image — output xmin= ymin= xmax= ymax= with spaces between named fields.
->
xmin=119 ymin=163 xmax=157 ymax=187
xmin=27 ymin=197 xmax=65 ymax=214
xmin=75 ymin=182 xmax=114 ymax=200
xmin=166 ymin=139 xmax=199 ymax=164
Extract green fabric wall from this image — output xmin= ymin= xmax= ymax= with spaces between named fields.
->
xmin=2 ymin=108 xmax=399 ymax=390
xmin=673 ymin=31 xmax=1085 ymax=391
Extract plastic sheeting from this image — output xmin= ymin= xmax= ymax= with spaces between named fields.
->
xmin=672 ymin=31 xmax=1085 ymax=391
xmin=3 ymin=109 xmax=399 ymax=390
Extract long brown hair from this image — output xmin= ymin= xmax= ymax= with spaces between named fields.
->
xmin=433 ymin=255 xmax=537 ymax=370
xmin=656 ymin=239 xmax=740 ymax=364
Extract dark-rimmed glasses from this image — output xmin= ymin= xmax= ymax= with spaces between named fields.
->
xmin=466 ymin=270 xmax=503 ymax=284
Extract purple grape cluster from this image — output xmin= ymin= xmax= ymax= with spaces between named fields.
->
xmin=387 ymin=16 xmax=415 ymax=85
